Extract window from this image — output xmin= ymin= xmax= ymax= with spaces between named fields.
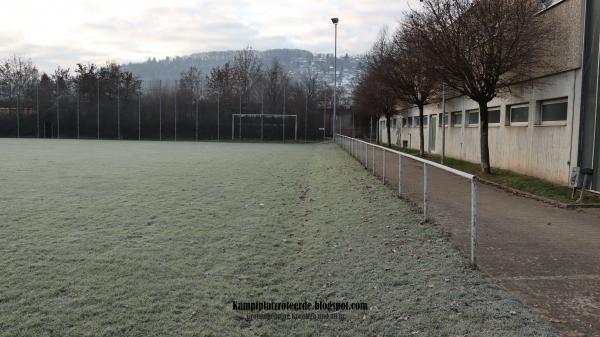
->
xmin=509 ymin=104 xmax=529 ymax=125
xmin=391 ymin=118 xmax=397 ymax=129
xmin=407 ymin=117 xmax=413 ymax=127
xmin=539 ymin=98 xmax=568 ymax=124
xmin=439 ymin=112 xmax=448 ymax=127
xmin=488 ymin=108 xmax=501 ymax=124
xmin=451 ymin=111 xmax=462 ymax=127
xmin=415 ymin=117 xmax=421 ymax=127
xmin=467 ymin=109 xmax=479 ymax=126
xmin=423 ymin=116 xmax=428 ymax=127
xmin=402 ymin=118 xmax=407 ymax=127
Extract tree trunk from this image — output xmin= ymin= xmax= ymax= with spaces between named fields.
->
xmin=418 ymin=105 xmax=425 ymax=157
xmin=478 ymin=101 xmax=491 ymax=174
xmin=386 ymin=115 xmax=392 ymax=148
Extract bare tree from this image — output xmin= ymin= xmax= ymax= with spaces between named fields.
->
xmin=408 ymin=0 xmax=552 ymax=173
xmin=353 ymin=67 xmax=397 ymax=147
xmin=0 ymin=56 xmax=38 ymax=128
xmin=262 ymin=60 xmax=288 ymax=114
xmin=367 ymin=28 xmax=437 ymax=155
xmin=232 ymin=46 xmax=262 ymax=113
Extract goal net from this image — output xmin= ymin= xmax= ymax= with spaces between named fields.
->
xmin=231 ymin=114 xmax=298 ymax=141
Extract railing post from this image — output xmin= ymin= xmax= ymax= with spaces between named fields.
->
xmin=423 ymin=163 xmax=429 ymax=221
xmin=372 ymin=144 xmax=375 ymax=175
xmin=471 ymin=177 xmax=478 ymax=266
xmin=398 ymin=155 xmax=403 ymax=196
xmin=365 ymin=143 xmax=368 ymax=168
xmin=383 ymin=150 xmax=386 ymax=184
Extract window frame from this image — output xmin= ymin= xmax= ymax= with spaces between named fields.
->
xmin=438 ymin=112 xmax=449 ymax=127
xmin=488 ymin=107 xmax=501 ymax=126
xmin=508 ymin=103 xmax=530 ymax=126
xmin=537 ymin=98 xmax=568 ymax=126
xmin=466 ymin=109 xmax=479 ymax=127
xmin=451 ymin=111 xmax=463 ymax=127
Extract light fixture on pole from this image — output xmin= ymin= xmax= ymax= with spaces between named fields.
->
xmin=331 ymin=17 xmax=339 ymax=141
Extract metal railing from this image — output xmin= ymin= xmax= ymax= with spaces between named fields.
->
xmin=336 ymin=134 xmax=478 ymax=265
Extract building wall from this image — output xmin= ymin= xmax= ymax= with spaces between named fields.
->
xmin=536 ymin=0 xmax=582 ymax=74
xmin=381 ymin=69 xmax=582 ymax=185
xmin=378 ymin=0 xmax=586 ymax=186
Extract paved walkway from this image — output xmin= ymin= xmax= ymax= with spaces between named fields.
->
xmin=345 ymin=142 xmax=600 ymax=337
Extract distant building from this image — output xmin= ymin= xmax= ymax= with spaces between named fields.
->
xmin=379 ymin=0 xmax=600 ymax=191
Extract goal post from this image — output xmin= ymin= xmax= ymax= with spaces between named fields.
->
xmin=232 ymin=113 xmax=297 ymax=142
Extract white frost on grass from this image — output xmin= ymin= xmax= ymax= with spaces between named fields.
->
xmin=0 ymin=139 xmax=556 ymax=336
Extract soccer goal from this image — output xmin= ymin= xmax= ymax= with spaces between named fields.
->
xmin=231 ymin=113 xmax=297 ymax=141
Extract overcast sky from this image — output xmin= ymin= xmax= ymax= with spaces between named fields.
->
xmin=0 ymin=0 xmax=417 ymax=72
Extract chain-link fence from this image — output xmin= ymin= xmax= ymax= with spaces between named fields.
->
xmin=0 ymin=79 xmax=342 ymax=142
xmin=336 ymin=134 xmax=478 ymax=265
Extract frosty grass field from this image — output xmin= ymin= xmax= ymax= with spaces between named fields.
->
xmin=0 ymin=139 xmax=555 ymax=337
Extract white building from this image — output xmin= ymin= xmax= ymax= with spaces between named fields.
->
xmin=380 ymin=0 xmax=600 ymax=191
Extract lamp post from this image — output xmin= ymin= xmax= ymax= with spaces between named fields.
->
xmin=441 ymin=82 xmax=446 ymax=164
xmin=331 ymin=17 xmax=339 ymax=141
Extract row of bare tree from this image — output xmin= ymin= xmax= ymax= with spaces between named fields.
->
xmin=0 ymin=47 xmax=349 ymax=140
xmin=353 ymin=0 xmax=552 ymax=173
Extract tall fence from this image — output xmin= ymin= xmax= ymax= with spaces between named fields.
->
xmin=0 ymin=80 xmax=341 ymax=142
xmin=335 ymin=134 xmax=479 ymax=265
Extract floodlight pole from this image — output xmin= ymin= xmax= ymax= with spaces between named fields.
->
xmin=77 ymin=85 xmax=80 ymax=139
xmin=174 ymin=81 xmax=178 ymax=142
xmin=138 ymin=94 xmax=141 ymax=141
xmin=441 ymin=82 xmax=446 ymax=164
xmin=217 ymin=92 xmax=220 ymax=141
xmin=261 ymin=93 xmax=264 ymax=142
xmin=36 ymin=81 xmax=39 ymax=138
xmin=331 ymin=17 xmax=339 ymax=141
xmin=283 ymin=86 xmax=286 ymax=143
xmin=159 ymin=80 xmax=163 ymax=141
xmin=97 ymin=78 xmax=100 ymax=140
xmin=15 ymin=84 xmax=19 ymax=138
xmin=56 ymin=80 xmax=60 ymax=139
xmin=117 ymin=83 xmax=120 ymax=140
xmin=305 ymin=91 xmax=308 ymax=142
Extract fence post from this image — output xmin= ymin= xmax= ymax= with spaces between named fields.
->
xmin=423 ymin=163 xmax=429 ymax=221
xmin=471 ymin=177 xmax=478 ymax=266
xmin=372 ymin=144 xmax=375 ymax=175
xmin=365 ymin=143 xmax=368 ymax=168
xmin=398 ymin=155 xmax=403 ymax=196
xmin=383 ymin=150 xmax=386 ymax=184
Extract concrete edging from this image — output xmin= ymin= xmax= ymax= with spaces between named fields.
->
xmin=477 ymin=178 xmax=600 ymax=209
